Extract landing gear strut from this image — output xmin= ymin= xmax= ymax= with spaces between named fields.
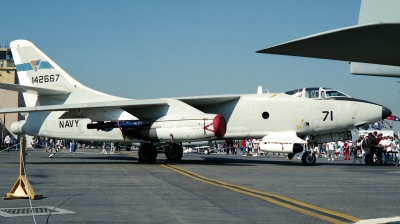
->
xmin=138 ymin=143 xmax=157 ymax=162
xmin=301 ymin=151 xmax=316 ymax=166
xmin=165 ymin=143 xmax=183 ymax=161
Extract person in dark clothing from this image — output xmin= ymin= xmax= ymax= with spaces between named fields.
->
xmin=367 ymin=133 xmax=377 ymax=165
xmin=363 ymin=135 xmax=370 ymax=165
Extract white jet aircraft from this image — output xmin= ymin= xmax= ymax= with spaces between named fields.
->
xmin=0 ymin=40 xmax=391 ymax=165
xmin=257 ymin=0 xmax=400 ymax=78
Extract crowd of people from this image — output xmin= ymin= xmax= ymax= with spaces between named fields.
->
xmin=100 ymin=142 xmax=121 ymax=154
xmin=312 ymin=132 xmax=399 ymax=165
xmin=14 ymin=132 xmax=400 ymax=165
xmin=29 ymin=137 xmax=127 ymax=157
xmin=357 ymin=132 xmax=398 ymax=165
xmin=30 ymin=137 xmax=79 ymax=152
xmin=193 ymin=139 xmax=265 ymax=156
xmin=184 ymin=133 xmax=400 ymax=166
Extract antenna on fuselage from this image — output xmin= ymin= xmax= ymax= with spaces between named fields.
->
xmin=257 ymin=86 xmax=269 ymax=94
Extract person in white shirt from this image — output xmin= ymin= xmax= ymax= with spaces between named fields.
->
xmin=360 ymin=136 xmax=368 ymax=163
xmin=253 ymin=139 xmax=260 ymax=156
xmin=348 ymin=140 xmax=354 ymax=156
xmin=31 ymin=139 xmax=36 ymax=150
xmin=327 ymin=142 xmax=335 ymax=161
xmin=100 ymin=142 xmax=107 ymax=154
xmin=110 ymin=142 xmax=115 ymax=154
xmin=4 ymin=134 xmax=11 ymax=153
xmin=393 ymin=140 xmax=399 ymax=166
xmin=379 ymin=136 xmax=389 ymax=163
xmin=356 ymin=139 xmax=362 ymax=156
xmin=392 ymin=139 xmax=398 ymax=152
xmin=338 ymin=140 xmax=345 ymax=156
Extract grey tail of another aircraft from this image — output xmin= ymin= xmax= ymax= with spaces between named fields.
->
xmin=10 ymin=39 xmax=126 ymax=107
xmin=350 ymin=0 xmax=400 ymax=77
xmin=358 ymin=0 xmax=400 ymax=24
xmin=257 ymin=0 xmax=400 ymax=78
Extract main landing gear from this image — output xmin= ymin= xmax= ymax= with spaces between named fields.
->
xmin=287 ymin=153 xmax=295 ymax=160
xmin=301 ymin=151 xmax=316 ymax=166
xmin=138 ymin=143 xmax=183 ymax=162
xmin=138 ymin=143 xmax=157 ymax=162
xmin=164 ymin=143 xmax=183 ymax=161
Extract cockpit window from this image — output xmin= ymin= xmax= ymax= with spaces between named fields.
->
xmin=284 ymin=87 xmax=351 ymax=99
xmin=305 ymin=88 xmax=319 ymax=98
xmin=284 ymin=89 xmax=302 ymax=97
xmin=326 ymin=90 xmax=348 ymax=97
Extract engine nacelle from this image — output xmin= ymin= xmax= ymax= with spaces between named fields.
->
xmin=11 ymin=120 xmax=26 ymax=134
xmin=123 ymin=114 xmax=226 ymax=141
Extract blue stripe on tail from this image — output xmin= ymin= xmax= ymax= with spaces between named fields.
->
xmin=15 ymin=61 xmax=54 ymax=72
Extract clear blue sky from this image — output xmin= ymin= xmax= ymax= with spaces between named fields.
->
xmin=4 ymin=0 xmax=400 ymax=132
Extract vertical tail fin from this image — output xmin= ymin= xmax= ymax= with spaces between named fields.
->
xmin=358 ymin=0 xmax=400 ymax=24
xmin=10 ymin=40 xmax=125 ymax=107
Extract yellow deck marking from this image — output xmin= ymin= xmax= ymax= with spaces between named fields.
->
xmin=122 ymin=152 xmax=361 ymax=223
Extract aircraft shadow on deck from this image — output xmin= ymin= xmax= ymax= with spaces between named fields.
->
xmin=10 ymin=152 xmax=368 ymax=167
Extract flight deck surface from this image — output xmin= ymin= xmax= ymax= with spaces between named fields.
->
xmin=0 ymin=148 xmax=399 ymax=223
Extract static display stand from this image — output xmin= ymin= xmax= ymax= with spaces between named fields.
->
xmin=3 ymin=137 xmax=42 ymax=200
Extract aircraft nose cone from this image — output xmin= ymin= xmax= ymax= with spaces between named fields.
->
xmin=382 ymin=106 xmax=392 ymax=120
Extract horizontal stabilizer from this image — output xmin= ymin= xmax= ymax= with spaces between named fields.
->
xmin=0 ymin=83 xmax=71 ymax=96
xmin=257 ymin=23 xmax=400 ymax=67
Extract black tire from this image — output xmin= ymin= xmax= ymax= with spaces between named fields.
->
xmin=165 ymin=143 xmax=183 ymax=161
xmin=287 ymin=153 xmax=295 ymax=160
xmin=138 ymin=143 xmax=157 ymax=162
xmin=301 ymin=152 xmax=316 ymax=166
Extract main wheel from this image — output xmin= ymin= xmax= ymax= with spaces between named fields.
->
xmin=165 ymin=143 xmax=183 ymax=161
xmin=138 ymin=143 xmax=157 ymax=162
xmin=301 ymin=152 xmax=316 ymax=166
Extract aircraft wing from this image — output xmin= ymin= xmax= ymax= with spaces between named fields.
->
xmin=176 ymin=95 xmax=240 ymax=107
xmin=0 ymin=95 xmax=241 ymax=114
xmin=256 ymin=23 xmax=400 ymax=67
xmin=0 ymin=99 xmax=168 ymax=114
xmin=0 ymin=95 xmax=240 ymax=120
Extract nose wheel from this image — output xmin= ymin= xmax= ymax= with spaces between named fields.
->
xmin=301 ymin=151 xmax=316 ymax=166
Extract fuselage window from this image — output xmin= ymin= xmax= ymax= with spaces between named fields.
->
xmin=262 ymin=112 xmax=269 ymax=119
